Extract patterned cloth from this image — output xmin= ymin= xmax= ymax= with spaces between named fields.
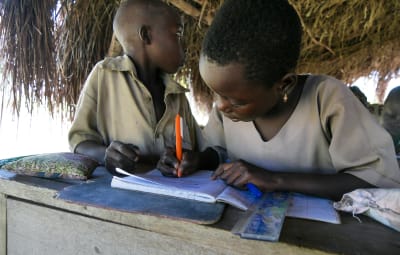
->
xmin=1 ymin=152 xmax=98 ymax=180
xmin=334 ymin=188 xmax=400 ymax=232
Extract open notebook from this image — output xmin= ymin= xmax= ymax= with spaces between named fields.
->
xmin=111 ymin=168 xmax=258 ymax=210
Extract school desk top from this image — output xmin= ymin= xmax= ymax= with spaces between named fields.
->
xmin=0 ymin=166 xmax=399 ymax=255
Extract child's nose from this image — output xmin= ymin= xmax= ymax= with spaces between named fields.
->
xmin=216 ymin=97 xmax=232 ymax=113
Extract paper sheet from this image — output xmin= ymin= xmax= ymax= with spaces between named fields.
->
xmin=286 ymin=193 xmax=341 ymax=224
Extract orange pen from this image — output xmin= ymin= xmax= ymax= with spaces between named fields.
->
xmin=175 ymin=114 xmax=183 ymax=177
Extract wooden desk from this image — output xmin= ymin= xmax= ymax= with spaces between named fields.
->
xmin=0 ymin=167 xmax=399 ymax=255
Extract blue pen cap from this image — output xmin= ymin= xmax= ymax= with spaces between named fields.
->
xmin=246 ymin=183 xmax=262 ymax=198
xmin=226 ymin=159 xmax=262 ymax=198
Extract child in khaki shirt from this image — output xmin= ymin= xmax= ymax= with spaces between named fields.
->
xmin=69 ymin=0 xmax=206 ymax=175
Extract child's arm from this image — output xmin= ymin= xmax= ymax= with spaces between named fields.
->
xmin=265 ymin=171 xmax=375 ymax=201
xmin=75 ymin=140 xmax=107 ymax=164
xmin=76 ymin=140 xmax=142 ymax=176
xmin=211 ymin=160 xmax=374 ymax=201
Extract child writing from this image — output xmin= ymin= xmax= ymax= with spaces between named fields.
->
xmin=68 ymin=0 xmax=206 ymax=175
xmin=157 ymin=0 xmax=400 ymax=200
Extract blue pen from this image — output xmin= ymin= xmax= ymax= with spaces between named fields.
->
xmin=225 ymin=159 xmax=262 ymax=198
xmin=246 ymin=183 xmax=262 ymax=198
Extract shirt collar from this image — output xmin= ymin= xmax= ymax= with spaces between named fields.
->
xmin=101 ymin=54 xmax=188 ymax=95
xmin=100 ymin=54 xmax=137 ymax=74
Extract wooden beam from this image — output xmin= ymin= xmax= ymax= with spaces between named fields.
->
xmin=167 ymin=0 xmax=212 ymax=25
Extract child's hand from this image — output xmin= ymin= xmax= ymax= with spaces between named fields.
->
xmin=157 ymin=147 xmax=201 ymax=177
xmin=211 ymin=160 xmax=264 ymax=190
xmin=178 ymin=151 xmax=201 ymax=177
xmin=157 ymin=147 xmax=179 ymax=177
xmin=104 ymin=141 xmax=140 ymax=175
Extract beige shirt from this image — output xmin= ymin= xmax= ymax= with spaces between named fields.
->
xmin=204 ymin=75 xmax=400 ymax=188
xmin=69 ymin=55 xmax=205 ymax=156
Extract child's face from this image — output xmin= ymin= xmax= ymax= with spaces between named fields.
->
xmin=199 ymin=55 xmax=281 ymax=122
xmin=148 ymin=11 xmax=185 ymax=74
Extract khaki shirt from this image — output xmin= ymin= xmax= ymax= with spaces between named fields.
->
xmin=204 ymin=75 xmax=400 ymax=188
xmin=69 ymin=55 xmax=205 ymax=156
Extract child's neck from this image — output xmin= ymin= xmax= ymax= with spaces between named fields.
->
xmin=130 ymin=57 xmax=166 ymax=122
xmin=254 ymin=75 xmax=306 ymax=141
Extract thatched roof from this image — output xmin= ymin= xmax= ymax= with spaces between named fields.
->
xmin=1 ymin=0 xmax=400 ymax=120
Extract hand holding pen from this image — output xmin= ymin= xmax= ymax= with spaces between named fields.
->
xmin=156 ymin=147 xmax=200 ymax=177
xmin=156 ymin=114 xmax=200 ymax=177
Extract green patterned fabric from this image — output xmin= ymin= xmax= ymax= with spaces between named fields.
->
xmin=0 ymin=152 xmax=98 ymax=180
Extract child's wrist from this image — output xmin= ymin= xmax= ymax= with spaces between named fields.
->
xmin=260 ymin=171 xmax=281 ymax=191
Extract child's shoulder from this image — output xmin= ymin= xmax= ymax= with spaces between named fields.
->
xmin=305 ymin=74 xmax=350 ymax=96
xmin=97 ymin=55 xmax=134 ymax=72
xmin=301 ymin=74 xmax=356 ymax=108
xmin=305 ymin=74 xmax=345 ymax=89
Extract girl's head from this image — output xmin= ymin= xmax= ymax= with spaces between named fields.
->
xmin=201 ymin=0 xmax=302 ymax=87
xmin=199 ymin=0 xmax=302 ymax=121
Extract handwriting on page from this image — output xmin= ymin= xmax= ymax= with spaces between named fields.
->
xmin=136 ymin=169 xmax=224 ymax=190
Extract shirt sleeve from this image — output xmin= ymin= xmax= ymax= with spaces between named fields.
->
xmin=179 ymin=95 xmax=209 ymax=152
xmin=202 ymin=106 xmax=229 ymax=163
xmin=68 ymin=65 xmax=105 ymax=152
xmin=318 ymin=79 xmax=400 ymax=188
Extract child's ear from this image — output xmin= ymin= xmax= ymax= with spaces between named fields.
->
xmin=138 ymin=26 xmax=151 ymax=44
xmin=281 ymin=73 xmax=297 ymax=87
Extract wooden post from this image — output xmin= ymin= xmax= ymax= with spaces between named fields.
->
xmin=167 ymin=0 xmax=213 ymax=25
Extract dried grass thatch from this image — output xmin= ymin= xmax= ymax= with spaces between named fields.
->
xmin=290 ymin=0 xmax=400 ymax=102
xmin=0 ymin=0 xmax=58 ymax=117
xmin=1 ymin=0 xmax=400 ymax=119
xmin=56 ymin=0 xmax=119 ymax=119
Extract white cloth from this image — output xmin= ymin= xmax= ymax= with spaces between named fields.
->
xmin=334 ymin=188 xmax=400 ymax=232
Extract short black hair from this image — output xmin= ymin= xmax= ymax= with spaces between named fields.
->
xmin=201 ymin=0 xmax=302 ymax=87
xmin=385 ymin=86 xmax=400 ymax=105
xmin=349 ymin=86 xmax=369 ymax=108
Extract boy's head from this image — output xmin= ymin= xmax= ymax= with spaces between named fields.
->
xmin=201 ymin=0 xmax=302 ymax=87
xmin=381 ymin=86 xmax=400 ymax=153
xmin=113 ymin=0 xmax=184 ymax=73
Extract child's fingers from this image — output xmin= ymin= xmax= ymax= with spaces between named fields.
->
xmin=107 ymin=144 xmax=137 ymax=166
xmin=211 ymin=165 xmax=223 ymax=179
xmin=232 ymin=173 xmax=249 ymax=188
xmin=110 ymin=141 xmax=140 ymax=162
xmin=224 ymin=165 xmax=244 ymax=186
xmin=179 ymin=152 xmax=192 ymax=175
xmin=156 ymin=158 xmax=178 ymax=177
xmin=211 ymin=162 xmax=231 ymax=179
xmin=126 ymin=144 xmax=140 ymax=162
